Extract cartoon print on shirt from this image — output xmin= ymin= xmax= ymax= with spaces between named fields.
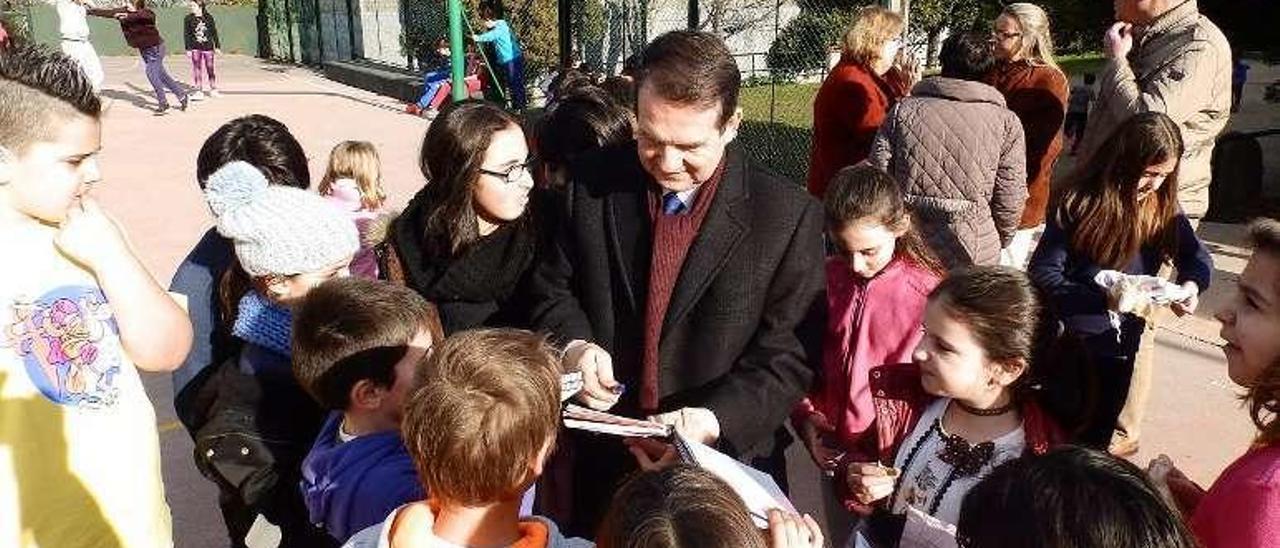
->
xmin=193 ymin=18 xmax=208 ymax=44
xmin=3 ymin=286 xmax=122 ymax=408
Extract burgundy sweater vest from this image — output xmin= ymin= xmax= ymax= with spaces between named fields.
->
xmin=639 ymin=163 xmax=726 ymax=411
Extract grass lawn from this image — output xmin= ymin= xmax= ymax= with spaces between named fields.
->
xmin=734 ymin=53 xmax=1105 ymax=181
xmin=741 ymin=81 xmax=820 ymax=129
xmin=738 ymin=82 xmax=820 ymax=181
xmin=1059 ymin=53 xmax=1107 ymax=78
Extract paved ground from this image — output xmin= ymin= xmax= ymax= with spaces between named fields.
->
xmin=83 ymin=54 xmax=1278 ymax=546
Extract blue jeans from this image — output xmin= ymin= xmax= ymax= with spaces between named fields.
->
xmin=416 ymin=69 xmax=449 ymax=109
xmin=501 ymin=55 xmax=526 ymax=109
xmin=140 ymin=44 xmax=186 ymax=108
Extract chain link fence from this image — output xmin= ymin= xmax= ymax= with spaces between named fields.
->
xmin=0 ymin=0 xmax=34 ymax=42
xmin=264 ymin=0 xmax=875 ymax=181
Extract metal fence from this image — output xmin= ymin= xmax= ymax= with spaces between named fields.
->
xmin=261 ymin=0 xmax=875 ymax=182
xmin=0 ymin=0 xmax=33 ymax=42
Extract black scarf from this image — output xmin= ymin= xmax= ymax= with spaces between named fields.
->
xmin=391 ymin=188 xmax=539 ymax=333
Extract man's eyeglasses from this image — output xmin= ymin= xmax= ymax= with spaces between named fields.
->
xmin=479 ymin=157 xmax=536 ymax=184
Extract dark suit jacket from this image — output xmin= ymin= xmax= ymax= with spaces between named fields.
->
xmin=531 ymin=141 xmax=826 ymax=458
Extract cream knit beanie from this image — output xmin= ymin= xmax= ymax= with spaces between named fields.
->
xmin=204 ymin=161 xmax=359 ymax=277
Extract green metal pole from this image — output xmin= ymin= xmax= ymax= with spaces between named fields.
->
xmin=448 ymin=0 xmax=467 ymax=101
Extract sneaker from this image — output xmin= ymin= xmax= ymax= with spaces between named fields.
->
xmin=209 ymin=89 xmax=221 ymax=98
xmin=153 ymin=106 xmax=170 ymax=116
xmin=179 ymin=94 xmax=190 ymax=111
xmin=190 ymin=91 xmax=205 ymax=101
xmin=405 ymin=104 xmax=422 ymax=116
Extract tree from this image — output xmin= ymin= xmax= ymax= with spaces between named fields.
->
xmin=766 ymin=0 xmax=868 ymax=76
xmin=908 ymin=0 xmax=1000 ymax=66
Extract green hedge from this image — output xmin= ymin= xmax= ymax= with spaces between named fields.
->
xmin=28 ymin=4 xmax=258 ymax=56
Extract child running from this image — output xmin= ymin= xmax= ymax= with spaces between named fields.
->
xmin=319 ymin=140 xmax=386 ymax=279
xmin=791 ymin=164 xmax=942 ymax=544
xmin=0 ymin=42 xmax=192 ymax=547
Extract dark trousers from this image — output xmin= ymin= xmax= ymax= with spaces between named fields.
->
xmin=498 ymin=55 xmax=527 ymax=110
xmin=1077 ymin=325 xmax=1144 ymax=448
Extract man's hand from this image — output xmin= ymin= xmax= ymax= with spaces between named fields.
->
xmin=563 ymin=340 xmax=622 ymax=410
xmin=650 ymin=407 xmax=720 ymax=446
xmin=55 ymin=198 xmax=130 ymax=273
xmin=625 ymin=437 xmax=680 ymax=471
xmin=1105 ymin=22 xmax=1134 ymax=59
xmin=767 ymin=510 xmax=824 ymax=548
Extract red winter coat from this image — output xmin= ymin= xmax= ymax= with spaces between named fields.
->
xmin=840 ymin=362 xmax=1065 ymax=514
xmin=985 ymin=60 xmax=1068 ymax=228
xmin=807 ymin=57 xmax=906 ymax=197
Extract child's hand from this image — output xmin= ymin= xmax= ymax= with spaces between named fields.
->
xmin=846 ymin=462 xmax=898 ymax=505
xmin=798 ymin=413 xmax=840 ymax=470
xmin=767 ymin=509 xmax=824 ymax=548
xmin=55 ymin=198 xmax=130 ymax=272
xmin=1171 ymin=282 xmax=1199 ymax=317
xmin=625 ymin=437 xmax=679 ymax=471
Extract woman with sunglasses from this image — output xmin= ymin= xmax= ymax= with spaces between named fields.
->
xmin=383 ymin=100 xmax=544 ymax=334
xmin=984 ymin=3 xmax=1068 ymax=269
xmin=807 ymin=5 xmax=915 ymax=198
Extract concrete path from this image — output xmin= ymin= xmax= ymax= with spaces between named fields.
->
xmin=92 ymin=54 xmax=431 ymax=548
xmin=84 ymin=54 xmax=1274 ymax=546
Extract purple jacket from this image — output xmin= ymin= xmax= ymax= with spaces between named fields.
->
xmin=301 ymin=412 xmax=424 ymax=542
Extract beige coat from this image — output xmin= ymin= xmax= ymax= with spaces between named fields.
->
xmin=1079 ymin=0 xmax=1232 ymax=218
xmin=871 ymin=77 xmax=1027 ymax=269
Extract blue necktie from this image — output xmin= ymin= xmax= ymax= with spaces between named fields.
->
xmin=662 ymin=192 xmax=687 ymax=216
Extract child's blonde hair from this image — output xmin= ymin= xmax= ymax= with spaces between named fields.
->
xmin=319 ymin=140 xmax=385 ymax=210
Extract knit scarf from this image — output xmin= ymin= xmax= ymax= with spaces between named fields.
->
xmin=392 ymin=187 xmax=539 ymax=305
xmin=232 ymin=291 xmax=293 ymax=357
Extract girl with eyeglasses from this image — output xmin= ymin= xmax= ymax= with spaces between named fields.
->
xmin=382 ymin=100 xmax=543 ymax=335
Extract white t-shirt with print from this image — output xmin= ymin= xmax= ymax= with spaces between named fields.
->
xmin=890 ymin=399 xmax=1025 ymax=529
xmin=0 ymin=223 xmax=172 ymax=547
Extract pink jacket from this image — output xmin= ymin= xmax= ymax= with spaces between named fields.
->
xmin=1182 ymin=443 xmax=1280 ymax=547
xmin=793 ymin=257 xmax=938 ymax=450
xmin=322 ymin=178 xmax=380 ymax=279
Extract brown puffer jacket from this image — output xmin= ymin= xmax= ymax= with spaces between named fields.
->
xmin=871 ymin=77 xmax=1027 ymax=269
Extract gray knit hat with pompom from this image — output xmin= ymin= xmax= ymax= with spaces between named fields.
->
xmin=204 ymin=161 xmax=359 ymax=277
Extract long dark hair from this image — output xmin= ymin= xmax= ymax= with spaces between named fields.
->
xmin=1054 ymin=112 xmax=1182 ymax=270
xmin=824 ymin=164 xmax=945 ymax=276
xmin=416 ymin=100 xmax=524 ymax=258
